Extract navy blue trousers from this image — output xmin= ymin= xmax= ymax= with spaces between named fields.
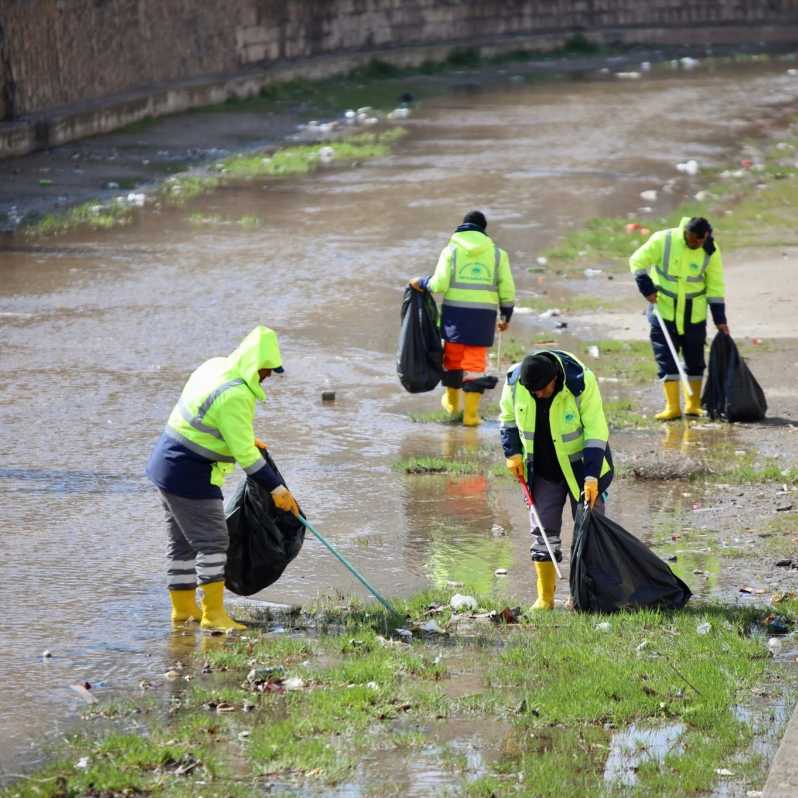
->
xmin=648 ymin=306 xmax=706 ymax=380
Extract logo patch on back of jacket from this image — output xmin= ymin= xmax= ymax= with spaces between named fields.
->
xmin=459 ymin=261 xmax=492 ymax=283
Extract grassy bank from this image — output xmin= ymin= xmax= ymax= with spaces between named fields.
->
xmin=3 ymin=595 xmax=793 ymax=798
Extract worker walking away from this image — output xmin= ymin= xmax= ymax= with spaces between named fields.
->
xmin=499 ymin=351 xmax=614 ymax=610
xmin=146 ymin=326 xmax=300 ymax=632
xmin=630 ymin=216 xmax=729 ymax=420
xmin=410 ymin=210 xmax=516 ymax=426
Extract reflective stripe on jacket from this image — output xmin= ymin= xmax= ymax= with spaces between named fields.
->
xmin=426 ymin=230 xmax=515 ymax=347
xmin=498 ymin=350 xmax=613 ymax=501
xmin=629 ymin=216 xmax=725 ymax=335
xmin=164 ymin=326 xmax=282 ymax=487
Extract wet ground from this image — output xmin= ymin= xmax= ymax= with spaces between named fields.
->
xmin=2 ymin=57 xmax=798 ymax=780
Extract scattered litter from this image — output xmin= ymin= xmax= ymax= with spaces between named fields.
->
xmin=584 ymin=268 xmax=603 ymax=277
xmin=787 ymin=69 xmax=798 ymax=76
xmin=126 ymin=192 xmax=145 ymax=207
xmin=715 ymin=768 xmax=735 ymax=777
xmin=247 ymin=666 xmax=285 ymax=683
xmin=491 ymin=606 xmax=521 ymax=624
xmin=776 ymin=559 xmax=794 ymax=567
xmin=105 ymin=181 xmax=119 ymax=189
xmin=445 ymin=580 xmax=464 ymax=588
xmin=595 ymin=622 xmax=611 ymax=632
xmin=392 ymin=628 xmax=413 ymax=643
xmin=625 ymin=222 xmax=641 ymax=234
xmin=284 ymin=676 xmax=305 ymax=691
xmin=639 ymin=189 xmax=658 ymax=202
xmin=776 ymin=503 xmax=793 ymax=512
xmin=765 ymin=614 xmax=791 ymax=634
xmin=494 ymin=568 xmax=508 ymax=576
xmin=536 ymin=256 xmax=548 ymax=266
xmin=615 ymin=72 xmax=642 ymax=80
xmin=416 ymin=619 xmax=448 ymax=637
xmin=321 ymin=390 xmax=336 ymax=401
xmin=636 ymin=640 xmax=648 ymax=653
xmin=75 ymin=756 xmax=90 ymax=770
xmin=640 ymin=61 xmax=651 ymax=72
xmin=42 ymin=650 xmax=52 ymax=659
xmin=491 ymin=524 xmax=506 ymax=537
xmin=514 ymin=306 xmax=534 ymax=315
xmin=164 ymin=669 xmax=181 ymax=681
xmin=70 ymin=682 xmax=98 ymax=704
xmin=680 ymin=57 xmax=700 ymax=69
xmin=676 ymin=160 xmax=699 ymax=175
xmin=387 ymin=107 xmax=410 ymax=120
xmin=238 ymin=730 xmax=251 ymax=741
xmin=555 ymin=321 xmax=568 ymax=330
xmin=539 ymin=308 xmax=561 ymax=318
xmin=318 ymin=146 xmax=335 ymax=164
xmin=587 ymin=345 xmax=600 ymax=358
xmin=450 ymin=594 xmax=478 ymax=612
xmin=694 ymin=190 xmax=710 ymax=202
xmin=696 ymin=622 xmax=711 ymax=635
xmin=768 ymin=638 xmax=782 ymax=655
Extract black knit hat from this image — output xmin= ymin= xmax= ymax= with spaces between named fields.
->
xmin=462 ymin=210 xmax=487 ymax=231
xmin=519 ymin=354 xmax=557 ymax=391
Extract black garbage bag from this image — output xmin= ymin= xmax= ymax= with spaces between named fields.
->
xmin=702 ymin=332 xmax=767 ymax=422
xmin=224 ymin=451 xmax=305 ymax=596
xmin=397 ymin=286 xmax=443 ymax=393
xmin=570 ymin=505 xmax=691 ymax=613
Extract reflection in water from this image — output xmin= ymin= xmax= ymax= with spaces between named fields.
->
xmin=603 ymin=723 xmax=685 ymax=787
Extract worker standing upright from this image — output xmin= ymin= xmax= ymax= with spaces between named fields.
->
xmin=410 ymin=210 xmax=516 ymax=426
xmin=146 ymin=326 xmax=299 ymax=632
xmin=630 ymin=216 xmax=729 ymax=420
xmin=499 ymin=350 xmax=613 ymax=610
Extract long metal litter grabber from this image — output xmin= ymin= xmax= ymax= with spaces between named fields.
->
xmin=653 ymin=305 xmax=693 ymax=397
xmin=297 ymin=515 xmax=402 ymax=619
xmin=516 ymin=475 xmax=563 ymax=579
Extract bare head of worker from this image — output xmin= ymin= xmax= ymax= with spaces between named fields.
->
xmin=684 ymin=217 xmax=711 ymax=250
xmin=520 ymin=354 xmax=559 ymax=399
xmin=461 ymin=210 xmax=487 ymax=231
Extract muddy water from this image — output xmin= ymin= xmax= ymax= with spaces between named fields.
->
xmin=2 ymin=61 xmax=798 ymax=775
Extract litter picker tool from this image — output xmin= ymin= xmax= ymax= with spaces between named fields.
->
xmin=653 ymin=306 xmax=693 ymax=397
xmin=516 ymin=475 xmax=563 ymax=579
xmin=297 ymin=515 xmax=402 ymax=619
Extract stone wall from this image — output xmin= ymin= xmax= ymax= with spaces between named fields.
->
xmin=2 ymin=0 xmax=798 ymax=144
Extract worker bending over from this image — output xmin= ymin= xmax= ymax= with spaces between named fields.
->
xmin=630 ymin=216 xmax=729 ymax=420
xmin=500 ymin=350 xmax=614 ymax=609
xmin=146 ymin=326 xmax=299 ymax=632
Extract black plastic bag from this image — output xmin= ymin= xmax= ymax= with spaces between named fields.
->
xmin=224 ymin=451 xmax=305 ymax=596
xmin=397 ymin=286 xmax=443 ymax=393
xmin=702 ymin=332 xmax=767 ymax=422
xmin=570 ymin=505 xmax=691 ymax=613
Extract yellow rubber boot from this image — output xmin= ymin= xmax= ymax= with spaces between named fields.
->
xmin=200 ymin=581 xmax=246 ymax=632
xmin=684 ymin=379 xmax=703 ymax=417
xmin=532 ymin=561 xmax=556 ymax=610
xmin=655 ymin=381 xmax=681 ymax=421
xmin=441 ymin=387 xmax=462 ymax=415
xmin=169 ymin=588 xmax=201 ymax=624
xmin=462 ymin=392 xmax=482 ymax=427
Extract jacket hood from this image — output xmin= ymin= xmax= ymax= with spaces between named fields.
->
xmin=678 ymin=216 xmax=691 ymax=230
xmin=449 ymin=229 xmax=493 ymax=256
xmin=227 ymin=326 xmax=282 ymax=400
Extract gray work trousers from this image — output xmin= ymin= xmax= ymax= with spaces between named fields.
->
xmin=158 ymin=489 xmax=229 ymax=590
xmin=528 ymin=476 xmax=605 ymax=563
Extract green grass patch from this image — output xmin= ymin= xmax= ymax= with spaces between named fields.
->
xmin=581 ymin=339 xmax=657 ymax=384
xmin=604 ymin=398 xmax=654 ymax=430
xmin=3 ymin=600 xmax=795 ymax=797
xmin=713 ymin=454 xmax=798 ymax=486
xmin=519 ymin=293 xmax=622 ymax=314
xmin=393 ymin=455 xmax=484 ymax=475
xmin=25 ymin=199 xmax=134 ymax=237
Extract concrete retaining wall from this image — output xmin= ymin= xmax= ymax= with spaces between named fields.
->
xmin=2 ymin=0 xmax=798 ymax=157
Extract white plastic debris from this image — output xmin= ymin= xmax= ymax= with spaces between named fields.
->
xmin=588 ymin=345 xmax=600 ymax=358
xmin=126 ymin=192 xmax=146 ymax=207
xmin=284 ymin=676 xmax=305 ymax=691
xmin=696 ymin=621 xmax=711 ymax=635
xmin=584 ymin=268 xmax=603 ymax=277
xmin=75 ymin=757 xmax=90 ymax=770
xmin=539 ymin=308 xmax=561 ymax=318
xmin=680 ymin=57 xmax=700 ymax=69
xmin=387 ymin=107 xmax=410 ymax=120
xmin=42 ymin=650 xmax=52 ymax=659
xmin=450 ymin=594 xmax=478 ymax=612
xmin=787 ymin=68 xmax=798 ymax=76
xmin=639 ymin=189 xmax=658 ymax=202
xmin=318 ymin=146 xmax=335 ymax=164
xmin=676 ymin=159 xmax=699 ymax=176
xmin=636 ymin=640 xmax=648 ymax=653
xmin=615 ymin=72 xmax=642 ymax=80
xmin=715 ymin=768 xmax=735 ymax=777
xmin=345 ymin=109 xmax=356 ymax=119
xmin=495 ymin=568 xmax=508 ymax=576
xmin=768 ymin=637 xmax=782 ymax=654
xmin=640 ymin=61 xmax=652 ymax=72
xmin=694 ymin=190 xmax=710 ymax=202
xmin=536 ymin=256 xmax=548 ymax=266
xmin=595 ymin=622 xmax=611 ymax=632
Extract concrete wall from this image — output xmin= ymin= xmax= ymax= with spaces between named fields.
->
xmin=2 ymin=0 xmax=798 ymax=154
